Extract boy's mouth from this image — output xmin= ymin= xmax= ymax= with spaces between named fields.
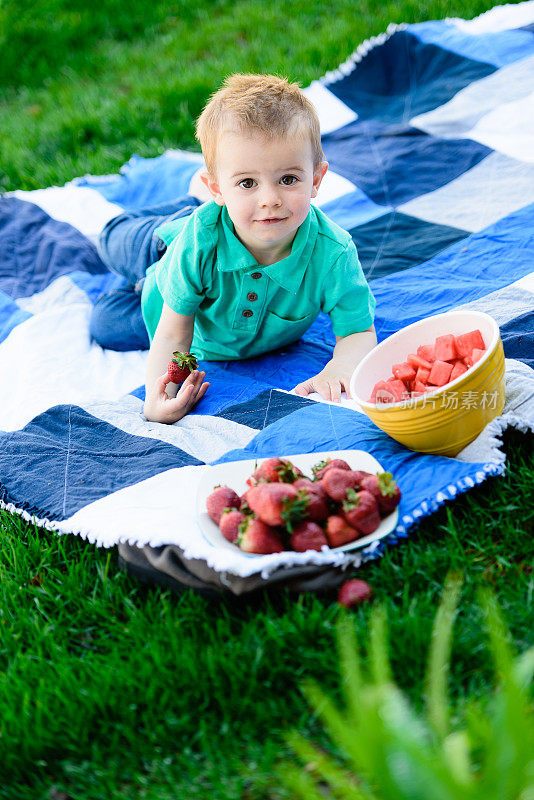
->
xmin=256 ymin=217 xmax=286 ymax=224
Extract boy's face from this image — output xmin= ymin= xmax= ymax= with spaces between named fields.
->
xmin=201 ymin=128 xmax=328 ymax=261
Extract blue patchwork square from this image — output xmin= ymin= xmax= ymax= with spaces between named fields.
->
xmin=0 ymin=405 xmax=203 ymax=520
xmin=322 ymin=119 xmax=492 ymax=206
xmin=409 ymin=21 xmax=534 ymax=68
xmin=326 ymin=30 xmax=496 ymax=122
xmin=77 ymin=153 xmax=202 ymax=210
xmin=319 ymin=188 xmax=391 ymax=231
xmin=0 ymin=197 xmax=106 ymax=300
xmin=0 ymin=290 xmax=32 ymax=343
xmin=350 ymin=211 xmax=469 ymax=280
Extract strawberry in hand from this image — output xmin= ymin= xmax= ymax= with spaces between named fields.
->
xmin=167 ymin=351 xmax=199 ymax=384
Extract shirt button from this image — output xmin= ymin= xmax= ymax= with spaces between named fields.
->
xmin=242 ymin=309 xmax=253 ymax=318
xmin=247 ymin=292 xmax=258 ymax=302
xmin=251 ymin=272 xmax=262 ymax=279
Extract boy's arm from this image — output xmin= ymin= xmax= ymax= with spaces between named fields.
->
xmin=293 ymin=325 xmax=377 ymax=402
xmin=144 ymin=303 xmax=209 ymax=423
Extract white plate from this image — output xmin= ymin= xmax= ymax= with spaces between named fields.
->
xmin=196 ymin=450 xmax=399 ymax=556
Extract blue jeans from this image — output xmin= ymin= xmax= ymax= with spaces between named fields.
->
xmin=89 ymin=195 xmax=202 ymax=351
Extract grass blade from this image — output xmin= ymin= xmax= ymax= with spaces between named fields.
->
xmin=425 ymin=572 xmax=463 ymax=742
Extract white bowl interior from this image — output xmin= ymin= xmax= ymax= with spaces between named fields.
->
xmin=350 ymin=310 xmax=499 ymax=404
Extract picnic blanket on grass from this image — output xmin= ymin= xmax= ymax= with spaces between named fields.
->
xmin=1 ymin=1 xmax=533 ymax=580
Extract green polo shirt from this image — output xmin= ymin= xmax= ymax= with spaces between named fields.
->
xmin=140 ymin=200 xmax=375 ymax=361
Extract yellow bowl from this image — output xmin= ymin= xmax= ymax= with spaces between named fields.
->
xmin=349 ymin=310 xmax=505 ymax=457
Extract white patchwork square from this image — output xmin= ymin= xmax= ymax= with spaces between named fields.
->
xmin=165 ymin=148 xmax=205 ymax=163
xmin=312 ymin=169 xmax=357 ymax=206
xmin=453 ymin=1 xmax=534 ymax=34
xmin=303 ymin=80 xmax=358 ymax=134
xmin=10 ymin=185 xmax=124 ymax=239
xmin=411 ymin=53 xmax=534 ymax=140
xmin=455 ymin=271 xmax=534 ymax=326
xmin=467 ymin=91 xmax=534 ymax=163
xmin=399 ymin=151 xmax=534 ymax=231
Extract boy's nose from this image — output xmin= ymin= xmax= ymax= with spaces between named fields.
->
xmin=259 ymin=188 xmax=282 ymax=207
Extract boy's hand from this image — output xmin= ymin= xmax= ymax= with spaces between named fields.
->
xmin=293 ymin=362 xmax=352 ymax=403
xmin=144 ymin=370 xmax=209 ymax=424
xmin=293 ymin=327 xmax=377 ymax=403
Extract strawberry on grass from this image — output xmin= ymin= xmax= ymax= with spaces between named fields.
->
xmin=338 ymin=579 xmax=373 ymax=608
xmin=167 ymin=351 xmax=199 ymax=384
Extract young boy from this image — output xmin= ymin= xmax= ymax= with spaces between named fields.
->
xmin=92 ymin=74 xmax=377 ymax=423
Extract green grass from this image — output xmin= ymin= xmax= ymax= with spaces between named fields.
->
xmin=0 ymin=429 xmax=532 ymax=798
xmin=1 ymin=0 xmax=533 ymax=796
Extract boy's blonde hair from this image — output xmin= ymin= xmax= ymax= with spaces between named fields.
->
xmin=195 ymin=73 xmax=324 ymax=176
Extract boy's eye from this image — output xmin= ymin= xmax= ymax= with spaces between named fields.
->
xmin=238 ymin=178 xmax=255 ymax=189
xmin=280 ymin=175 xmax=298 ymax=185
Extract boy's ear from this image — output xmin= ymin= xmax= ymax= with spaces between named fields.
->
xmin=311 ymin=161 xmax=329 ymax=199
xmin=200 ymin=171 xmax=225 ymax=206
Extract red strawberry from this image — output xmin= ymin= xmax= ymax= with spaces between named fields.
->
xmin=293 ymin=477 xmax=315 ymax=490
xmin=239 ymin=493 xmax=251 ymax=514
xmin=342 ymin=489 xmax=381 ymax=536
xmin=290 ymin=521 xmax=329 ymax=552
xmin=321 ymin=468 xmax=363 ymax=502
xmin=338 ymin=579 xmax=373 ymax=608
xmin=206 ymin=485 xmax=241 ymax=524
xmin=245 ymin=483 xmax=307 ymax=529
xmin=246 ymin=457 xmax=303 ymax=486
xmin=274 ymin=459 xmax=304 ymax=483
xmin=360 ymin=472 xmax=401 ymax=515
xmin=238 ymin=516 xmax=284 ymax=554
xmin=219 ymin=509 xmax=246 ymax=543
xmin=311 ymin=458 xmax=351 ymax=480
xmin=167 ymin=351 xmax=198 ymax=383
xmin=326 ymin=515 xmax=361 ymax=547
xmin=293 ymin=480 xmax=329 ymax=522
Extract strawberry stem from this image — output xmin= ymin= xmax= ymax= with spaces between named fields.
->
xmin=377 ymin=471 xmax=397 ymax=497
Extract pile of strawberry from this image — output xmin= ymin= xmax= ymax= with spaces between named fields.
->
xmin=206 ymin=457 xmax=401 ymax=555
xmin=370 ymin=328 xmax=487 ymax=403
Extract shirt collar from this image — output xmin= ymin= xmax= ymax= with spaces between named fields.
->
xmin=216 ymin=205 xmax=318 ymax=294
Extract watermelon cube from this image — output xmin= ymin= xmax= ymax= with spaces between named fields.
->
xmin=385 ymin=378 xmax=410 ymax=402
xmin=416 ymin=366 xmax=430 ymax=384
xmin=413 ymin=380 xmax=433 ymax=395
xmin=434 ymin=334 xmax=457 ymax=362
xmin=370 ymin=380 xmax=389 ymax=402
xmin=454 ymin=329 xmax=485 ymax=360
xmin=392 ymin=362 xmax=416 ymax=382
xmin=417 ymin=344 xmax=435 ymax=363
xmin=407 ymin=353 xmax=432 ymax=370
xmin=449 ymin=360 xmax=468 ymax=381
xmin=464 ymin=348 xmax=486 ymax=367
xmin=427 ymin=359 xmax=453 ymax=386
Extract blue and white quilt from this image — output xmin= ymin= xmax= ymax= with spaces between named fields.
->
xmin=1 ymin=1 xmax=533 ymax=578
